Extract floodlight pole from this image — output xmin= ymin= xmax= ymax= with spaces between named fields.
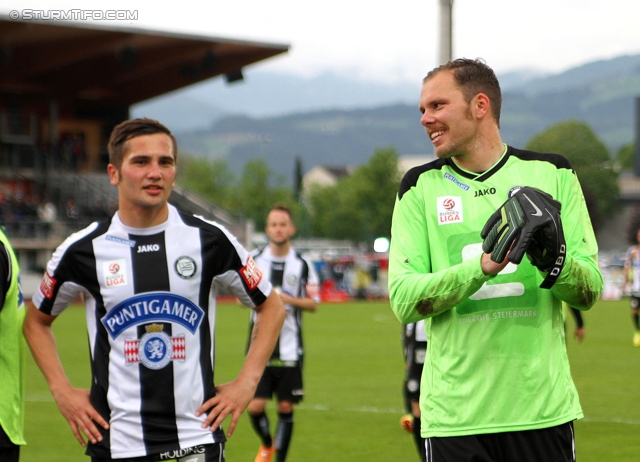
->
xmin=438 ymin=0 xmax=454 ymax=65
xmin=635 ymin=96 xmax=640 ymax=177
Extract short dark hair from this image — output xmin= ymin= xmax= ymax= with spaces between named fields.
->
xmin=107 ymin=118 xmax=178 ymax=169
xmin=267 ymin=204 xmax=293 ymax=221
xmin=423 ymin=58 xmax=502 ymax=126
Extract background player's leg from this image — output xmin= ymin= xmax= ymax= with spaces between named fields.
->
xmin=274 ymin=410 xmax=294 ymax=462
xmin=249 ymin=398 xmax=276 ymax=462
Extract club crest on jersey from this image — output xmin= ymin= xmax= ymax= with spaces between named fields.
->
xmin=102 ymin=292 xmax=204 ymax=339
xmin=124 ymin=324 xmax=186 ymax=370
xmin=104 ymin=259 xmax=127 ymax=287
xmin=437 ymin=196 xmax=463 ymax=225
xmin=508 ymin=186 xmax=523 ymax=198
xmin=175 ymin=256 xmax=197 ymax=279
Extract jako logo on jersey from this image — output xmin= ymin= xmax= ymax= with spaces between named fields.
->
xmin=443 ymin=172 xmax=470 ymax=191
xmin=437 ymin=196 xmax=463 ymax=225
xmin=101 ymin=292 xmax=205 ymax=339
xmin=240 ymin=256 xmax=263 ymax=290
xmin=474 ymin=188 xmax=496 ymax=197
xmin=103 ymin=259 xmax=127 ymax=287
xmin=137 ymin=244 xmax=160 ymax=253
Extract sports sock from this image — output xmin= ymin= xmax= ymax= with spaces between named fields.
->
xmin=249 ymin=412 xmax=273 ymax=448
xmin=633 ymin=312 xmax=640 ymax=331
xmin=275 ymin=411 xmax=294 ymax=462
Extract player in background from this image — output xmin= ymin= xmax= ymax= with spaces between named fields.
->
xmin=0 ymin=228 xmax=26 ymax=462
xmin=623 ymin=227 xmax=640 ymax=346
xmin=567 ymin=306 xmax=585 ymax=343
xmin=388 ymin=58 xmax=602 ymax=461
xmin=23 ymin=118 xmax=285 ymax=461
xmin=246 ymin=205 xmax=320 ymax=462
xmin=400 ymin=320 xmax=426 ymax=462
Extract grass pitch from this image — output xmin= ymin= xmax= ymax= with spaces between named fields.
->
xmin=22 ymin=299 xmax=640 ymax=461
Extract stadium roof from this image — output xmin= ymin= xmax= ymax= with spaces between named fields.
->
xmin=0 ymin=15 xmax=290 ymax=109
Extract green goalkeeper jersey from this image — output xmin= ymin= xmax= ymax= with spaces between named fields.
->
xmin=389 ymin=145 xmax=602 ymax=437
xmin=0 ymin=228 xmax=25 ymax=445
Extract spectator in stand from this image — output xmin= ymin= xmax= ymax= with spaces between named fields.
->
xmin=37 ymin=198 xmax=57 ymax=239
xmin=64 ymin=198 xmax=79 ymax=233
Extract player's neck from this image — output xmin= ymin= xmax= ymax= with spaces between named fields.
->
xmin=117 ymin=204 xmax=169 ymax=228
xmin=270 ymin=241 xmax=290 ymax=257
xmin=453 ymin=138 xmax=505 ymax=174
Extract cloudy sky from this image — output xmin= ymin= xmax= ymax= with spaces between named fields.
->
xmin=2 ymin=0 xmax=639 ymax=83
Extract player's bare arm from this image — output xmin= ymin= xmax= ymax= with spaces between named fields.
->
xmin=278 ymin=291 xmax=318 ymax=312
xmin=196 ymin=290 xmax=285 ymax=436
xmin=23 ymin=304 xmax=109 ymax=447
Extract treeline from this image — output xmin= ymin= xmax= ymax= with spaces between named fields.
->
xmin=177 ymin=121 xmax=633 ymax=245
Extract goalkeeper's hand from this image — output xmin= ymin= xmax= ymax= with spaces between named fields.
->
xmin=481 ymin=187 xmax=565 ymax=273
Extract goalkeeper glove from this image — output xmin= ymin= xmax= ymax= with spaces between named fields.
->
xmin=481 ymin=186 xmax=566 ymax=288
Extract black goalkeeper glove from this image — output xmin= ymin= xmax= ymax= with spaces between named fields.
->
xmin=481 ymin=187 xmax=566 ymax=288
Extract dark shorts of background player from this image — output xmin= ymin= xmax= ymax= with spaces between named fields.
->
xmin=254 ymin=363 xmax=304 ymax=403
xmin=0 ymin=425 xmax=20 ymax=462
xmin=90 ymin=443 xmax=225 ymax=462
xmin=425 ymin=421 xmax=575 ymax=462
xmin=630 ymin=296 xmax=640 ymax=309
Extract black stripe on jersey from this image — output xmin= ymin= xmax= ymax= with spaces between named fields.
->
xmin=130 ymin=232 xmax=180 ymax=453
xmin=397 ymin=146 xmax=574 ymax=199
xmin=508 ymin=147 xmax=573 ymax=170
xmin=297 ymin=252 xmax=310 ymax=298
xmin=86 ymin=221 xmax=115 ymax=455
xmin=178 ymin=212 xmax=247 ymax=442
xmin=270 ymin=261 xmax=285 ymax=287
xmin=45 ymin=220 xmax=114 ymax=456
xmin=183 ymin=216 xmax=220 ymax=404
xmin=475 ymin=147 xmax=573 ymax=182
xmin=0 ymin=241 xmax=10 ymax=310
xmin=398 ymin=158 xmax=449 ymax=200
xmin=268 ymin=260 xmax=285 ymax=359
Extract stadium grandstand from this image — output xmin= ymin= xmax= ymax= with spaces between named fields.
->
xmin=0 ymin=15 xmax=289 ymax=294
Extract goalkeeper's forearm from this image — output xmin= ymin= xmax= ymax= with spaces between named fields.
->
xmin=549 ymin=255 xmax=603 ymax=310
xmin=389 ymin=255 xmax=494 ymax=323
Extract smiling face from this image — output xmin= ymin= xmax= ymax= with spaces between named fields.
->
xmin=108 ymin=133 xmax=176 ymax=227
xmin=419 ymin=70 xmax=480 ymax=160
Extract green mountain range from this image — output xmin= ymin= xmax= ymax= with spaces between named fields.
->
xmin=140 ymin=54 xmax=640 ymax=184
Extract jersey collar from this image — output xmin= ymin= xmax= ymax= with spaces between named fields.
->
xmin=446 ymin=144 xmax=510 ymax=182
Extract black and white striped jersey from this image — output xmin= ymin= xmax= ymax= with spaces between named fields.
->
xmin=249 ymin=247 xmax=319 ymax=362
xmin=32 ymin=205 xmax=271 ymax=459
xmin=403 ymin=320 xmax=427 ymax=368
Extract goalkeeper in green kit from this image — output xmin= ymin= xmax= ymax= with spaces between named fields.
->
xmin=388 ymin=58 xmax=602 ymax=462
